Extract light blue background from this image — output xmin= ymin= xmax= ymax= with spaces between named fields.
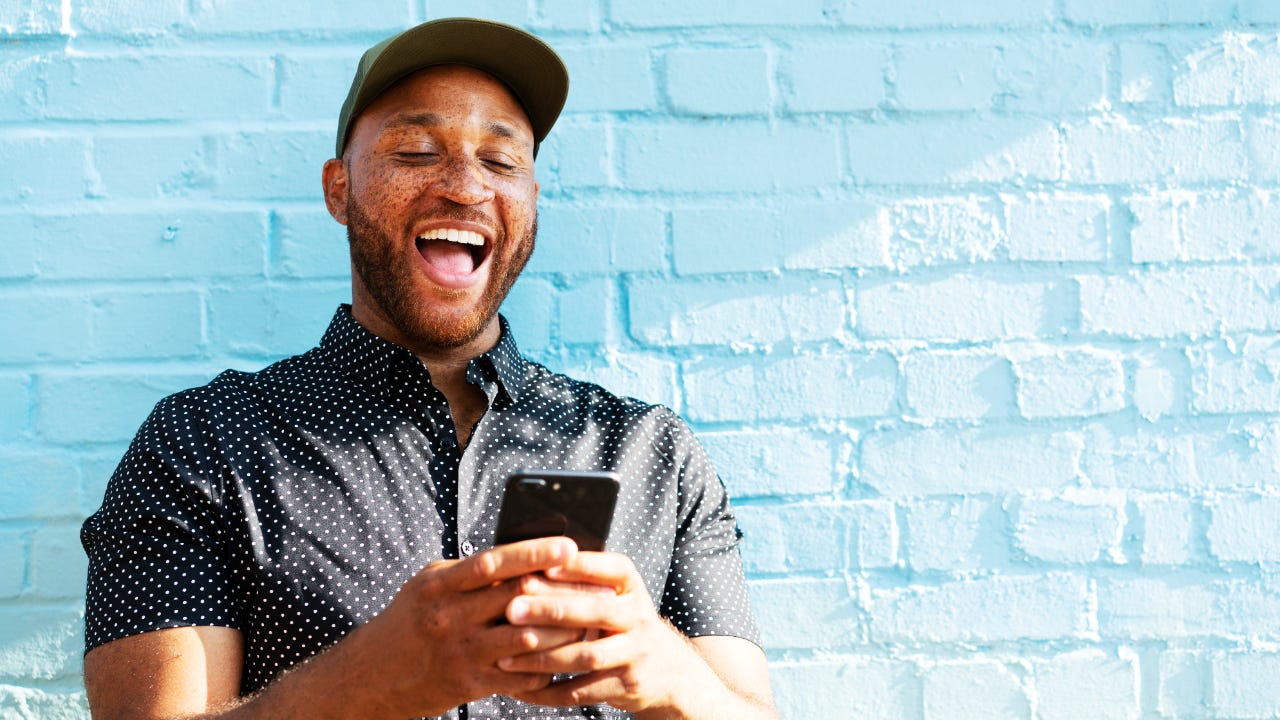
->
xmin=5 ymin=0 xmax=1280 ymax=717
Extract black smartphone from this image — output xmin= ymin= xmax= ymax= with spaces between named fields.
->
xmin=493 ymin=469 xmax=620 ymax=552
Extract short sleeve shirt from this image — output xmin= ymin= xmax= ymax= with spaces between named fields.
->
xmin=81 ymin=306 xmax=758 ymax=720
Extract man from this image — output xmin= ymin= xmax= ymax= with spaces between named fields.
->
xmin=81 ymin=17 xmax=777 ymax=720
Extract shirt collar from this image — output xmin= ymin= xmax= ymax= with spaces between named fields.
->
xmin=317 ymin=305 xmax=528 ymax=401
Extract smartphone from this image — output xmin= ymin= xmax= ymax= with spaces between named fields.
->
xmin=493 ymin=469 xmax=620 ymax=552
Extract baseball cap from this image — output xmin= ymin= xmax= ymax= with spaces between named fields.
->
xmin=335 ymin=17 xmax=569 ymax=158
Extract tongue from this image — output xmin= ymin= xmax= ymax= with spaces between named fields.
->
xmin=420 ymin=239 xmax=476 ymax=276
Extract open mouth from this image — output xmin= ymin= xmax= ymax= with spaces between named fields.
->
xmin=415 ymin=228 xmax=489 ymax=277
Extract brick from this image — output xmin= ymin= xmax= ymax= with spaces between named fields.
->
xmin=1208 ymin=495 xmax=1280 ymax=563
xmin=501 ymin=277 xmax=554 ymax=353
xmin=628 ymin=276 xmax=845 ymax=347
xmin=277 ymin=53 xmax=357 ymax=122
xmin=0 ymin=215 xmax=37 ymax=278
xmin=1098 ymin=578 xmax=1280 ymax=640
xmin=0 ymin=605 xmax=83 ymax=681
xmin=0 ymin=686 xmax=88 ymax=720
xmin=620 ymin=122 xmax=839 ymax=192
xmin=0 ymin=375 xmax=30 ymax=441
xmin=665 ymin=48 xmax=770 ymax=116
xmin=531 ymin=0 xmax=597 ymax=31
xmin=44 ymin=55 xmax=272 ymax=121
xmin=684 ymin=353 xmax=897 ymax=423
xmin=699 ymin=428 xmax=838 ymax=498
xmin=36 ymin=372 xmax=213 ymax=445
xmin=1248 ymin=117 xmax=1280 ymax=182
xmin=1189 ymin=336 xmax=1280 ymax=414
xmin=903 ymin=351 xmax=1015 ymax=420
xmin=847 ymin=118 xmax=1059 ymax=185
xmin=1132 ymin=349 xmax=1189 ymax=421
xmin=781 ymin=44 xmax=887 ymax=113
xmin=998 ymin=40 xmax=1107 ymax=113
xmin=91 ymin=290 xmax=204 ymax=360
xmin=1136 ymin=495 xmax=1195 ymax=565
xmin=851 ymin=500 xmax=899 ymax=569
xmin=92 ymin=133 xmax=212 ymax=198
xmin=538 ymin=121 xmax=613 ymax=189
xmin=1191 ymin=421 xmax=1280 ymax=491
xmin=1079 ymin=267 xmax=1280 ymax=339
xmin=1175 ymin=34 xmax=1280 ymax=107
xmin=0 ymin=1 xmax=60 ymax=35
xmin=886 ymin=195 xmax=1003 ymax=268
xmin=1131 ymin=191 xmax=1280 ymax=263
xmin=871 ymin=573 xmax=1089 ymax=642
xmin=1014 ymin=349 xmax=1126 ymax=419
xmin=0 ymin=530 xmax=25 ymax=596
xmin=1010 ymin=492 xmax=1125 ymax=564
xmin=771 ymin=659 xmax=917 ymax=720
xmin=189 ymin=0 xmax=409 ymax=33
xmin=736 ymin=503 xmax=846 ymax=574
xmin=552 ymin=354 xmax=676 ymax=409
xmin=749 ymin=578 xmax=860 ymax=650
xmin=1082 ymin=426 xmax=1197 ymax=491
xmin=426 ymin=0 xmax=529 ymax=25
xmin=1004 ymin=192 xmax=1109 ymax=262
xmin=862 ymin=428 xmax=1082 ymax=497
xmin=0 ymin=135 xmax=86 ymax=204
xmin=894 ymin=43 xmax=999 ymax=111
xmin=1242 ymin=0 xmax=1280 ymax=22
xmin=276 ymin=208 xmax=351 ymax=279
xmin=922 ymin=661 xmax=1029 ymax=720
xmin=558 ymin=46 xmax=656 ymax=113
xmin=28 ymin=525 xmax=84 ymax=599
xmin=530 ymin=205 xmax=665 ymax=274
xmin=558 ymin=278 xmax=616 ymax=345
xmin=1158 ymin=651 xmax=1210 ymax=717
xmin=1118 ymin=42 xmax=1173 ymax=105
xmin=216 ymin=130 xmax=330 ymax=200
xmin=905 ymin=498 xmax=1003 ymax=572
xmin=1064 ymin=0 xmax=1238 ymax=25
xmin=1035 ymin=650 xmax=1139 ymax=720
xmin=0 ymin=52 xmax=50 ymax=122
xmin=75 ymin=0 xmax=183 ymax=34
xmin=1063 ymin=118 xmax=1246 ymax=185
xmin=1212 ymin=654 xmax=1280 ymax=718
xmin=610 ymin=0 xmax=826 ymax=27
xmin=208 ymin=284 xmax=347 ymax=358
xmin=857 ymin=276 xmax=1068 ymax=341
xmin=30 ymin=211 xmax=267 ymax=280
xmin=0 ymin=454 xmax=79 ymax=520
xmin=0 ymin=291 xmax=91 ymax=363
xmin=830 ymin=0 xmax=1052 ymax=27
xmin=672 ymin=199 xmax=887 ymax=275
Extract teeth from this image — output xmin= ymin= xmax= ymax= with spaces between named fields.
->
xmin=417 ymin=228 xmax=484 ymax=246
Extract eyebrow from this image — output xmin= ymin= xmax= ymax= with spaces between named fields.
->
xmin=383 ymin=112 xmax=528 ymax=145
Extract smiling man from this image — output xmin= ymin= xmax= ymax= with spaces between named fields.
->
xmin=80 ymin=17 xmax=777 ymax=720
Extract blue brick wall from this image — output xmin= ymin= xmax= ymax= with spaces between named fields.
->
xmin=4 ymin=1 xmax=1280 ymax=718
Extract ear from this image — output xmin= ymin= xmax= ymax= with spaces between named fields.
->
xmin=322 ymin=158 xmax=349 ymax=225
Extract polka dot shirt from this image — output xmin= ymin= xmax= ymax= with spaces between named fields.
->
xmin=81 ymin=305 xmax=759 ymax=720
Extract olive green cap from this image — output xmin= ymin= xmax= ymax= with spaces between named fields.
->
xmin=335 ymin=17 xmax=569 ymax=158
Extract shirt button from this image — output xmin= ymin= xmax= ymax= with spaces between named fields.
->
xmin=460 ymin=540 xmax=476 ymax=556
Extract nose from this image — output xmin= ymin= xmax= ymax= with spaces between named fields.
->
xmin=432 ymin=154 xmax=494 ymax=206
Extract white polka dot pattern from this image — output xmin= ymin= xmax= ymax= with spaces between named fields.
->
xmin=81 ymin=306 xmax=758 ymax=720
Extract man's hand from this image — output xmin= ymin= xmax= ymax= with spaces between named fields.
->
xmin=496 ymin=552 xmax=780 ymax=719
xmin=85 ymin=536 xmax=587 ymax=720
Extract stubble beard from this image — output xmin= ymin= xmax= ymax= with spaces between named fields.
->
xmin=345 ymin=197 xmax=536 ymax=351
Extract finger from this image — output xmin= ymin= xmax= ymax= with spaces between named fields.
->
xmin=542 ymin=551 xmax=641 ymax=593
xmin=441 ymin=537 xmax=578 ymax=591
xmin=498 ymin=632 xmax=630 ymax=675
xmin=511 ymin=669 xmax=628 ymax=708
xmin=506 ymin=593 xmax=636 ymax=633
xmin=494 ymin=624 xmax=586 ymax=657
xmin=517 ymin=572 xmax=617 ymax=598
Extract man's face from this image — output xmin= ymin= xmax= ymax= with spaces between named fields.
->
xmin=323 ymin=65 xmax=539 ymax=354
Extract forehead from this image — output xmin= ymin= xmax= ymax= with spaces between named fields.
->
xmin=355 ymin=64 xmax=534 ymax=141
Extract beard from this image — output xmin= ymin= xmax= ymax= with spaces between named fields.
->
xmin=345 ymin=196 xmax=536 ymax=351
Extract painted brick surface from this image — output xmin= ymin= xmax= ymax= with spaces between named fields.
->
xmin=6 ymin=2 xmax=1280 ymax=718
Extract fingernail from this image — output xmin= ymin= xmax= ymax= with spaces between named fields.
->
xmin=508 ymin=597 xmax=528 ymax=622
xmin=497 ymin=656 xmax=515 ymax=670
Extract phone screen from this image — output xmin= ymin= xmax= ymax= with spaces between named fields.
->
xmin=493 ymin=470 xmax=620 ymax=552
